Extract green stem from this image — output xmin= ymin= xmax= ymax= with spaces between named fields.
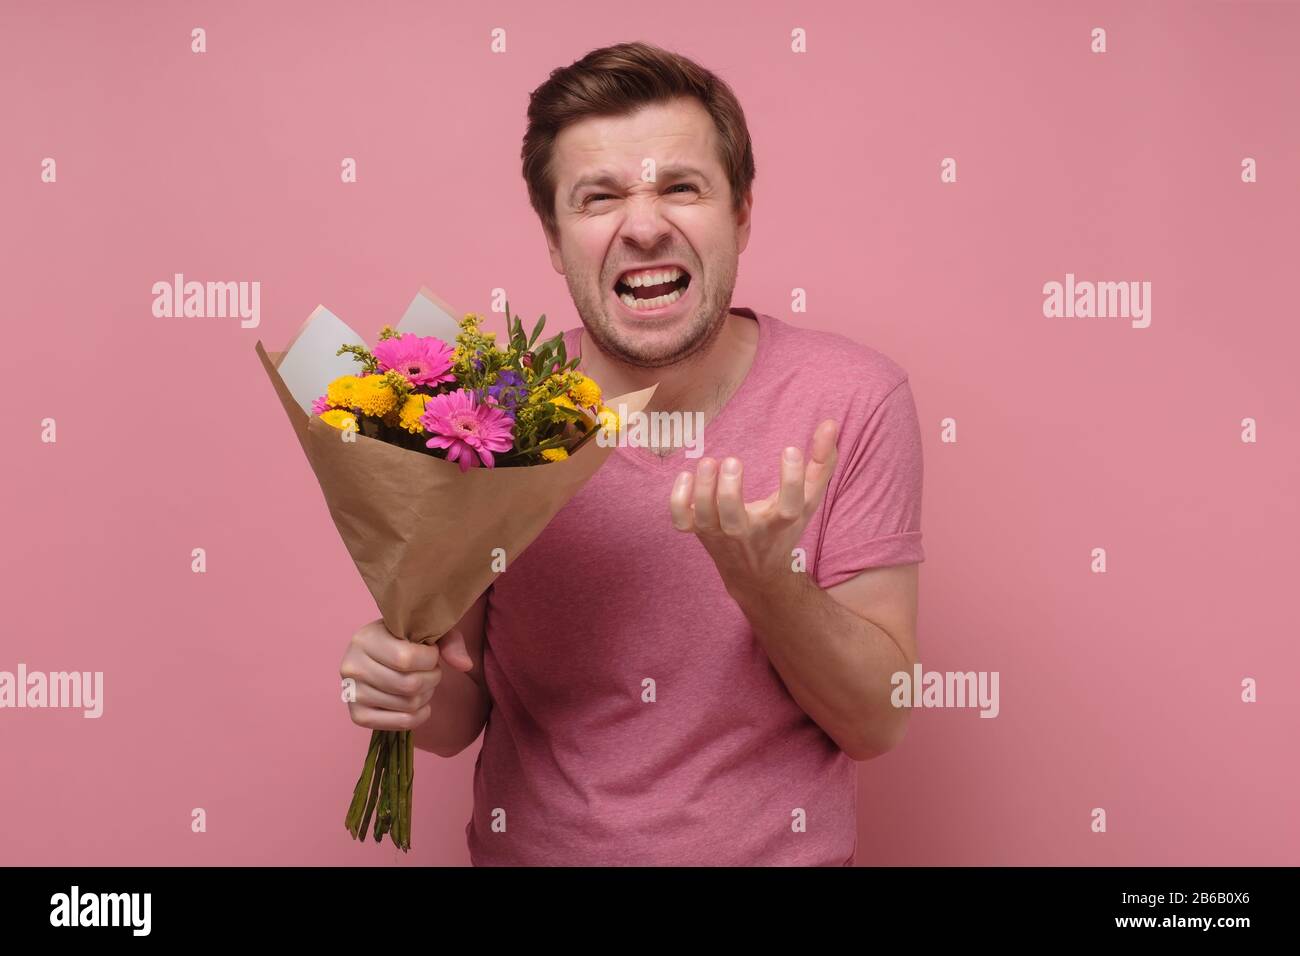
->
xmin=343 ymin=678 xmax=424 ymax=850
xmin=395 ymin=729 xmax=407 ymax=851
xmin=375 ymin=732 xmax=396 ymax=842
xmin=567 ymin=422 xmax=602 ymax=455
xmin=400 ymin=728 xmax=410 ymax=848
xmin=345 ymin=730 xmax=383 ymax=836
xmin=359 ymin=734 xmax=388 ymax=841
xmin=385 ymin=728 xmax=400 ymax=843
xmin=390 ymin=728 xmax=402 ymax=850
xmin=499 ymin=433 xmax=574 ymax=466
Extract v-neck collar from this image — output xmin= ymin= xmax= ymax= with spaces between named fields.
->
xmin=567 ymin=307 xmax=772 ymax=471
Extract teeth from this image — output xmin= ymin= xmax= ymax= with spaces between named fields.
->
xmin=619 ymin=284 xmax=686 ymax=310
xmin=619 ymin=266 xmax=683 ymax=288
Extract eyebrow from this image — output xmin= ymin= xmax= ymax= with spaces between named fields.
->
xmin=567 ymin=164 xmax=710 ymax=206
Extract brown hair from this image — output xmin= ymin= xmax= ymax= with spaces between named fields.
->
xmin=521 ymin=41 xmax=756 ymax=243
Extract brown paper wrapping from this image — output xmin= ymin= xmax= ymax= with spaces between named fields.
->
xmin=255 ymin=340 xmax=656 ymax=642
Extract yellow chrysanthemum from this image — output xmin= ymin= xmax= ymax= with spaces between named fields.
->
xmin=351 ymin=375 xmax=399 ymax=417
xmin=541 ymin=447 xmax=569 ymax=462
xmin=397 ymin=393 xmax=430 ymax=434
xmin=326 ymin=375 xmax=363 ymax=408
xmin=596 ymin=405 xmax=620 ymax=433
xmin=549 ymin=392 xmax=578 ymax=412
xmin=320 ymin=409 xmax=358 ymax=431
xmin=568 ymin=374 xmax=601 ymax=407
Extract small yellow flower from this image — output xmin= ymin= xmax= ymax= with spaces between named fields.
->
xmin=541 ymin=447 xmax=569 ymax=462
xmin=320 ymin=409 xmax=358 ymax=431
xmin=596 ymin=406 xmax=620 ymax=433
xmin=549 ymin=392 xmax=578 ymax=412
xmin=568 ymin=373 xmax=601 ymax=407
xmin=526 ymin=373 xmax=563 ymax=404
xmin=397 ymin=393 xmax=430 ymax=434
xmin=351 ymin=375 xmax=399 ymax=417
xmin=326 ymin=375 xmax=363 ymax=408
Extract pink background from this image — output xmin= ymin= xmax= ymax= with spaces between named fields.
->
xmin=2 ymin=0 xmax=1297 ymax=866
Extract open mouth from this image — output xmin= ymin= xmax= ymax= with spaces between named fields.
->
xmin=613 ymin=266 xmax=692 ymax=312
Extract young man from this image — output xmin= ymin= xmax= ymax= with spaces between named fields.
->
xmin=339 ymin=42 xmax=925 ymax=866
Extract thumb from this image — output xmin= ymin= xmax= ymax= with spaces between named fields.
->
xmin=437 ymin=628 xmax=474 ymax=672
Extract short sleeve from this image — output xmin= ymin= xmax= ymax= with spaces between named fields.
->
xmin=812 ymin=378 xmax=925 ymax=588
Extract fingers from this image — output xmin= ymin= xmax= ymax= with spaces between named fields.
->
xmin=671 ymin=456 xmax=751 ymax=536
xmin=803 ymin=419 xmax=840 ymax=510
xmin=351 ymin=673 xmax=441 ymax=713
xmin=342 ymin=646 xmax=443 ymax=699
xmin=342 ymin=619 xmax=449 ymax=732
xmin=716 ymin=457 xmax=747 ymax=535
xmin=437 ymin=628 xmax=474 ymax=672
xmin=670 ymin=470 xmax=695 ymax=531
xmin=347 ymin=703 xmax=433 ymax=732
xmin=342 ymin=649 xmax=440 ymax=730
xmin=669 ymin=436 xmax=833 ymax=537
xmin=354 ymin=620 xmax=441 ymax=673
xmin=670 ymin=458 xmax=736 ymax=533
xmin=692 ymin=458 xmax=720 ymax=530
xmin=776 ymin=445 xmax=806 ymax=522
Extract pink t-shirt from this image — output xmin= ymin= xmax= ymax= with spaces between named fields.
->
xmin=466 ymin=307 xmax=925 ymax=866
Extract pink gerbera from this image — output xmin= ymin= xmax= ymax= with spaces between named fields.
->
xmin=421 ymin=389 xmax=514 ymax=471
xmin=373 ymin=333 xmax=455 ymax=388
xmin=311 ymin=394 xmax=332 ymax=415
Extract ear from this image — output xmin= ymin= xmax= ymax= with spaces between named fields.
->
xmin=735 ymin=188 xmax=754 ymax=255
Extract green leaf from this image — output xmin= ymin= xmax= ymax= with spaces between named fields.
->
xmin=527 ymin=313 xmax=547 ymax=348
xmin=549 ymin=403 xmax=589 ymax=422
xmin=567 ymin=424 xmax=600 ymax=455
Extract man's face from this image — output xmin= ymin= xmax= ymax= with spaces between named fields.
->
xmin=545 ymin=96 xmax=752 ymax=368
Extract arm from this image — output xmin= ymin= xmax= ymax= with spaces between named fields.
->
xmin=729 ymin=562 xmax=918 ymax=761
xmin=670 ymin=416 xmax=922 ymax=762
xmin=414 ymin=590 xmax=492 ymax=757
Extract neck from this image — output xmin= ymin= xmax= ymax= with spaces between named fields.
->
xmin=578 ymin=310 xmax=759 ymax=416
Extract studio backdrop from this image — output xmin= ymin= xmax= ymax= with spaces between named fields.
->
xmin=1 ymin=0 xmax=1296 ymax=866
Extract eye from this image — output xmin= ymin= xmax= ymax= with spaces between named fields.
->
xmin=667 ymin=183 xmax=698 ymax=195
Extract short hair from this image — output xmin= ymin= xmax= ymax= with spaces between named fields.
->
xmin=521 ymin=41 xmax=757 ymax=242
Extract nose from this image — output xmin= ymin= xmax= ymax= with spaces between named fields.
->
xmin=615 ymin=192 xmax=673 ymax=250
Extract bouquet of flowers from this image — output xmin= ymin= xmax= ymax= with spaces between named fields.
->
xmin=314 ymin=310 xmax=618 ymax=469
xmin=255 ymin=287 xmax=654 ymax=851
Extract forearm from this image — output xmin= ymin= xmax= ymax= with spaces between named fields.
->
xmin=729 ymin=572 xmax=913 ymax=760
xmin=413 ymin=668 xmax=490 ymax=757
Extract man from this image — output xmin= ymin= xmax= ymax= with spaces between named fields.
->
xmin=339 ymin=41 xmax=925 ymax=866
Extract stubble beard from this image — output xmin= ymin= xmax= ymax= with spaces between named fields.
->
xmin=565 ymin=255 xmax=738 ymax=370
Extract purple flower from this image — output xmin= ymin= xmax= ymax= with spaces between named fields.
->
xmin=486 ymin=369 xmax=528 ymax=417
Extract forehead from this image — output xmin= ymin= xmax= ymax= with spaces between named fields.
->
xmin=552 ymin=96 xmax=721 ymax=180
